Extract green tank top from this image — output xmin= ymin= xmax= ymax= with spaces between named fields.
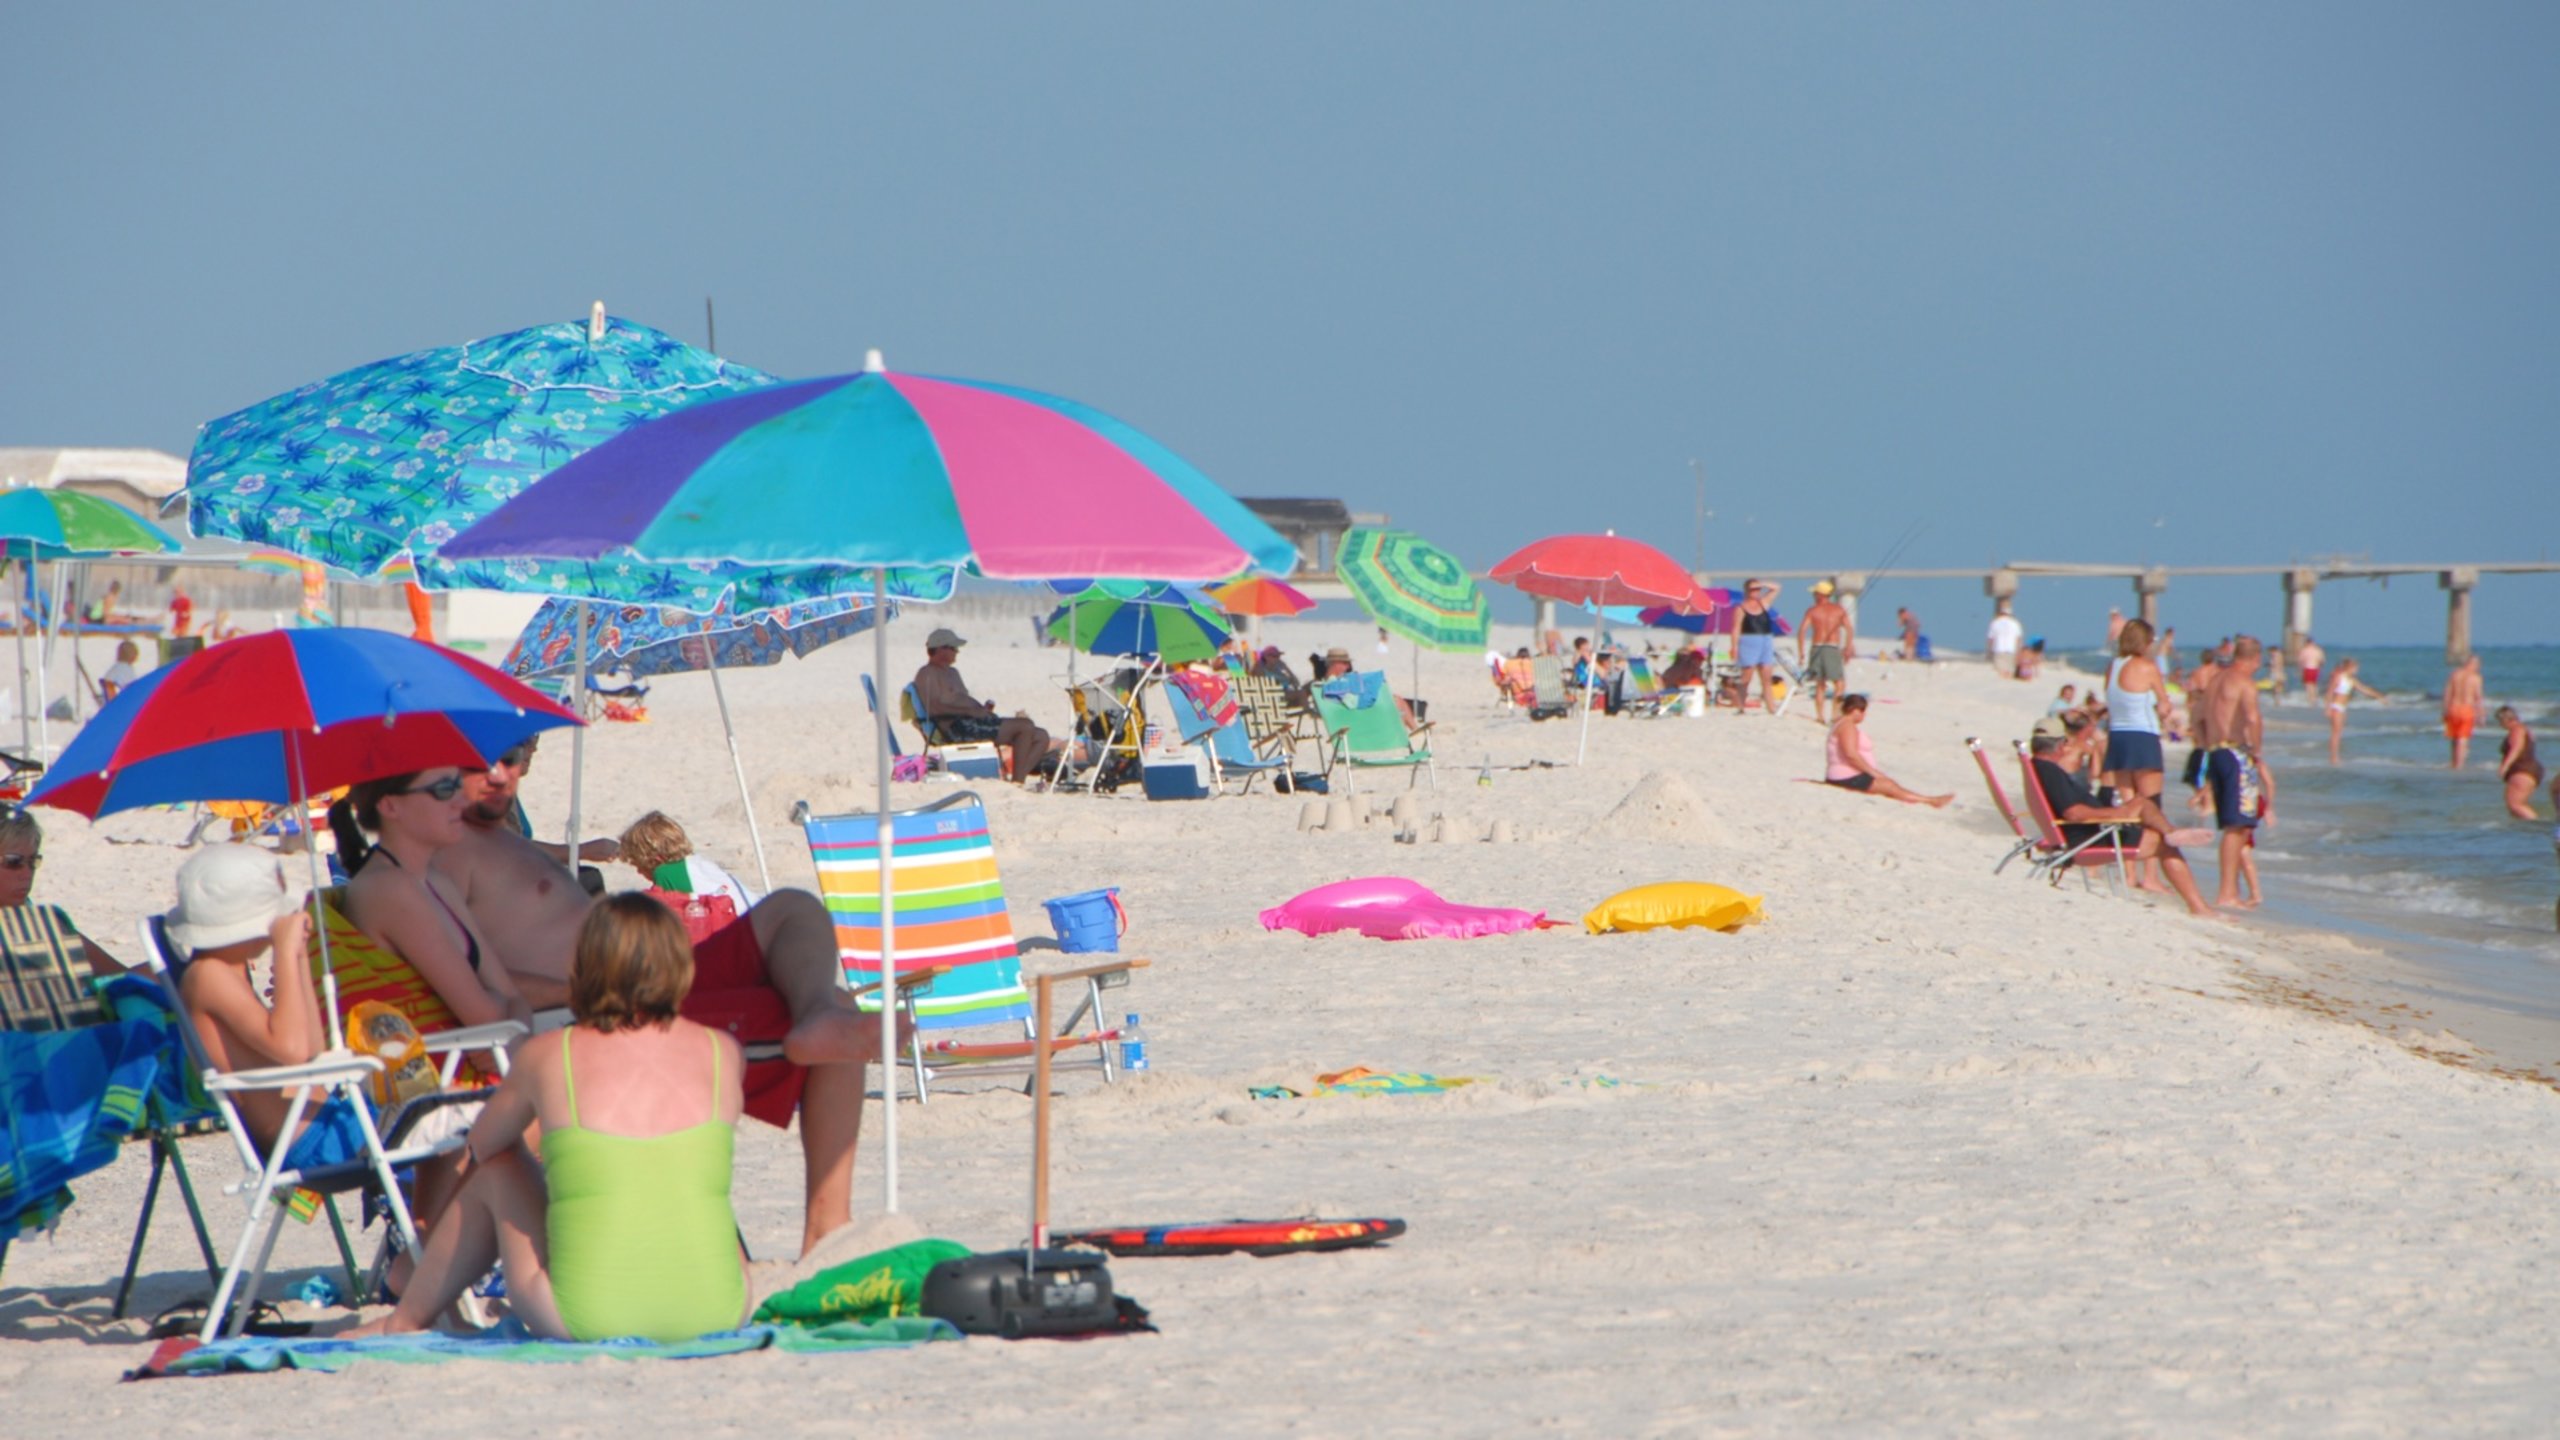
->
xmin=542 ymin=1028 xmax=745 ymax=1342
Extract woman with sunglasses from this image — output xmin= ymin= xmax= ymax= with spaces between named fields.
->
xmin=329 ymin=769 xmax=529 ymax=1031
xmin=0 ymin=809 xmax=125 ymax=983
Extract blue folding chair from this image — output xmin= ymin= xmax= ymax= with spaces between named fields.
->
xmin=1161 ymin=683 xmax=1292 ymax=795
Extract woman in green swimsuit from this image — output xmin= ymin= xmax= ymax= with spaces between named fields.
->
xmin=362 ymin=893 xmax=749 ymax=1341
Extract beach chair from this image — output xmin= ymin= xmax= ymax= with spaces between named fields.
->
xmin=1620 ymin=656 xmax=1676 ymax=717
xmin=1067 ymin=678 xmax=1148 ymax=783
xmin=1231 ymin=671 xmax=1322 ymax=771
xmin=305 ymin=888 xmax=527 ymax=1087
xmin=1315 ymin=693 xmax=1436 ymax=795
xmin=1524 ymin=656 xmax=1572 ymax=721
xmin=1162 ymin=682 xmax=1292 ymax=795
xmin=2009 ymin=742 xmax=2134 ymax=894
xmin=801 ymin=793 xmax=1142 ymax=1101
xmin=865 ymin=676 xmax=1003 ymax=780
xmin=0 ymin=906 xmax=222 ymax=1316
xmin=134 ymin=915 xmax=488 ymax=1341
xmin=1965 ymin=738 xmax=2046 ymax=877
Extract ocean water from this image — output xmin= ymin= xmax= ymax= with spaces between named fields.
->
xmin=2102 ymin=644 xmax=2560 ymax=1031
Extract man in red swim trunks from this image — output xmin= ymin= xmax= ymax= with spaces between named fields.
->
xmin=432 ymin=738 xmax=889 ymax=1258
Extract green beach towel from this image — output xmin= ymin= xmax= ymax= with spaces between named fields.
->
xmin=129 ymin=1316 xmax=961 ymax=1379
xmin=754 ymin=1238 xmax=974 ymax=1327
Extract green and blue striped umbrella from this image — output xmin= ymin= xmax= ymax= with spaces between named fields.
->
xmin=1043 ymin=582 xmax=1233 ymax=662
xmin=1335 ymin=527 xmax=1488 ymax=652
xmin=0 ymin=488 xmax=180 ymax=561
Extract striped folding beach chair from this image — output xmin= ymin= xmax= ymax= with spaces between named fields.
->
xmin=800 ymin=792 xmax=1142 ymax=1101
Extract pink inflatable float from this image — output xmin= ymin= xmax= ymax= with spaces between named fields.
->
xmin=1259 ymin=876 xmax=1547 ymax=942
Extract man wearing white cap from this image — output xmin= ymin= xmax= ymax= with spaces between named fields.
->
xmin=913 ymin=627 xmax=1056 ymax=782
xmin=1797 ymin=580 xmax=1854 ymax=724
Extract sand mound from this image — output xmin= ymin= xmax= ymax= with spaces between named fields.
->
xmin=1586 ymin=769 xmax=1730 ymax=846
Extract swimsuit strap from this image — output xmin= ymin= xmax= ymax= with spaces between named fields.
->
xmin=370 ymin=847 xmax=483 ymax=973
xmin=561 ymin=1028 xmax=580 ymax=1130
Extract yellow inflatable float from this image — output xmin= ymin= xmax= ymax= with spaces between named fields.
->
xmin=1582 ymin=882 xmax=1764 ymax=935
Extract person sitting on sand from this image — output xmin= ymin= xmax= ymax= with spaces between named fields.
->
xmin=2028 ymin=718 xmax=2219 ymax=918
xmin=99 ymin=639 xmax=143 ymax=702
xmin=359 ymin=894 xmax=751 ymax=1343
xmin=618 ymin=811 xmax=755 ymax=911
xmin=913 ymin=626 xmax=1056 ymax=783
xmin=430 ymin=750 xmax=893 ymax=1259
xmin=1658 ymin=644 xmax=1707 ymax=693
xmin=2048 ymin=683 xmax=2079 ymax=718
xmin=2496 ymin=707 xmax=2544 ymax=821
xmin=1822 ymin=694 xmax=1952 ymax=807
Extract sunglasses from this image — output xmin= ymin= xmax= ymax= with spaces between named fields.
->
xmin=395 ymin=776 xmax=466 ymax=802
xmin=0 ymin=853 xmax=39 ymax=872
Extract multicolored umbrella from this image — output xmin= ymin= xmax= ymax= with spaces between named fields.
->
xmin=1044 ymin=583 xmax=1232 ymax=663
xmin=30 ymin=629 xmax=582 ymax=1021
xmin=1208 ymin=575 xmax=1314 ymax=618
xmin=505 ymin=593 xmax=895 ymax=893
xmin=1335 ymin=527 xmax=1488 ymax=652
xmin=184 ymin=310 xmax=938 ymax=613
xmin=440 ymin=352 xmax=1296 ymax=584
xmin=0 ymin=489 xmax=181 ymax=561
xmin=1637 ymin=590 xmax=1790 ymax=638
xmin=441 ymin=350 xmax=1294 ymax=1218
xmin=0 ymin=489 xmax=183 ymax=757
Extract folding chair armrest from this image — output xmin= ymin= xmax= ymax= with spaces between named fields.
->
xmin=1036 ymin=956 xmax=1151 ymax=988
xmin=847 ymin=964 xmax=951 ymax=1002
xmin=206 ymin=1049 xmax=383 ymax=1093
xmin=418 ymin=1020 xmax=529 ymax=1055
xmin=1405 ymin=719 xmax=1436 ymax=739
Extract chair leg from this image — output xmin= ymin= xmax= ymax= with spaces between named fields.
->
xmin=205 ymin=1188 xmax=278 ymax=1342
xmin=324 ymin=1197 xmax=363 ymax=1307
xmin=115 ymin=1128 xmax=224 ymax=1320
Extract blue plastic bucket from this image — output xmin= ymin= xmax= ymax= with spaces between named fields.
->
xmin=1043 ymin=888 xmax=1127 ymax=954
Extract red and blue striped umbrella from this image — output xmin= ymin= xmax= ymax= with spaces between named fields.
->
xmin=30 ymin=628 xmax=579 ymax=817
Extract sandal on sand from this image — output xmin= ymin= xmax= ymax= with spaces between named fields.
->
xmin=147 ymin=1297 xmax=314 ymax=1339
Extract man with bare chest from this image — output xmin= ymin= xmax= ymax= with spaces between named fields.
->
xmin=432 ymin=736 xmax=886 ymax=1256
xmin=2194 ymin=636 xmax=2268 ymax=908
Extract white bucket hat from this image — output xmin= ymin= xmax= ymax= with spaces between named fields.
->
xmin=166 ymin=844 xmax=292 ymax=953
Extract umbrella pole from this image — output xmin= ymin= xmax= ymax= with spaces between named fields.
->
xmin=871 ymin=566 xmax=901 ymax=1212
xmin=568 ymin=605 xmax=587 ymax=866
xmin=9 ymin=561 xmax=27 ymax=759
xmin=291 ymin=733 xmax=340 ymax=1027
xmin=706 ymin=656 xmax=772 ymax=894
xmin=36 ymin=562 xmax=60 ymax=760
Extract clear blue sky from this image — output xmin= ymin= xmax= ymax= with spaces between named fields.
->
xmin=5 ymin=2 xmax=2554 ymax=647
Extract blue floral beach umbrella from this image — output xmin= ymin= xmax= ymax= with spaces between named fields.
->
xmin=183 ymin=308 xmax=941 ymax=613
xmin=504 ymin=593 xmax=896 ymax=893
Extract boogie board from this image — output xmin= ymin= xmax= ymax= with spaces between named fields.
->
xmin=1053 ymin=1217 xmax=1407 ymax=1258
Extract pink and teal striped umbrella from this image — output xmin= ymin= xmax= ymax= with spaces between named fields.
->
xmin=442 ymin=355 xmax=1295 ymax=584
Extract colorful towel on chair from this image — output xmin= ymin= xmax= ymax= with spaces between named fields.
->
xmin=1167 ymin=669 xmax=1238 ymax=728
xmin=0 ymin=1010 xmax=185 ymax=1238
xmin=127 ymin=1315 xmax=962 ymax=1379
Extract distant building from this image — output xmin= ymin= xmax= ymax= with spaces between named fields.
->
xmin=0 ymin=447 xmax=188 ymax=523
xmin=1240 ymin=498 xmax=1389 ymax=579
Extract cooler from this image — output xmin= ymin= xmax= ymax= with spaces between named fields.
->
xmin=1141 ymin=745 xmax=1213 ymax=800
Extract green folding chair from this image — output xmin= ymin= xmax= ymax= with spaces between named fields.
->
xmin=1314 ymin=695 xmax=1435 ymax=795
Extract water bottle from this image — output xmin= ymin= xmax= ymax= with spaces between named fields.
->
xmin=1478 ymin=755 xmax=1493 ymax=787
xmin=1119 ymin=1013 xmax=1149 ymax=1072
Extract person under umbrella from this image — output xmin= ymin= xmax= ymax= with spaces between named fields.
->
xmin=914 ymin=627 xmax=1059 ymax=783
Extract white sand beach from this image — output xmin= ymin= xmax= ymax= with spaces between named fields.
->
xmin=7 ymin=613 xmax=2559 ymax=1436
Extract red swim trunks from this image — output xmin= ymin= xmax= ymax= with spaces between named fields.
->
xmin=2446 ymin=711 xmax=2477 ymax=741
xmin=679 ymin=915 xmax=805 ymax=1128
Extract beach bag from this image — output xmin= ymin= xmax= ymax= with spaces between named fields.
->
xmin=344 ymin=1000 xmax=440 ymax=1111
xmin=755 ymin=1238 xmax=974 ymax=1327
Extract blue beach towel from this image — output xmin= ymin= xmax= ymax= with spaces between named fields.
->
xmin=0 ymin=1015 xmax=174 ymax=1237
xmin=130 ymin=1316 xmax=962 ymax=1378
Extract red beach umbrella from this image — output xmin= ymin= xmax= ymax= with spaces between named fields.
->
xmin=1487 ymin=532 xmax=1705 ymax=611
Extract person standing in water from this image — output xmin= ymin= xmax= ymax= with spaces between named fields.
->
xmin=2442 ymin=655 xmax=2484 ymax=769
xmin=2494 ymin=707 xmax=2543 ymax=821
xmin=2325 ymin=658 xmax=2386 ymax=765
